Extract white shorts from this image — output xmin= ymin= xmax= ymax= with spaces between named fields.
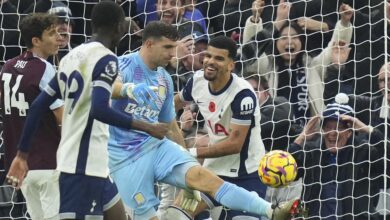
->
xmin=20 ymin=170 xmax=60 ymax=220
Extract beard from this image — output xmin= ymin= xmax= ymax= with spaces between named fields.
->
xmin=203 ymin=72 xmax=217 ymax=81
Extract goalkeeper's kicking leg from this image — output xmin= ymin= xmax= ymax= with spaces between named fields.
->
xmin=173 ymin=165 xmax=301 ymax=220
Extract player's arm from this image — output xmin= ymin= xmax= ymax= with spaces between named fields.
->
xmin=195 ymin=124 xmax=250 ymax=158
xmin=91 ymin=55 xmax=167 ymax=138
xmin=39 ymin=64 xmax=64 ymax=127
xmin=53 ymin=106 xmax=63 ymax=128
xmin=191 ymin=89 xmax=256 ymax=158
xmin=166 ymin=119 xmax=186 ymax=147
xmin=111 ymin=80 xmax=124 ymax=99
xmin=174 ymin=77 xmax=194 ymax=112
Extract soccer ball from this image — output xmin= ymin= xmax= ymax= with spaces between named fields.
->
xmin=258 ymin=150 xmax=298 ymax=188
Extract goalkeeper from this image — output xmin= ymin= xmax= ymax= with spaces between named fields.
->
xmin=108 ymin=21 xmax=300 ymax=220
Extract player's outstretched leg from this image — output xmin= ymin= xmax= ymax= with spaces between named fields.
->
xmin=185 ymin=165 xmax=301 ymax=220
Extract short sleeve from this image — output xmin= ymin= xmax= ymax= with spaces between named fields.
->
xmin=179 ymin=77 xmax=194 ymax=102
xmin=230 ymin=89 xmax=257 ymax=125
xmin=92 ymin=54 xmax=118 ymax=93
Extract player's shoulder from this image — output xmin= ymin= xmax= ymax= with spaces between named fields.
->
xmin=118 ymin=52 xmax=137 ymax=70
xmin=62 ymin=42 xmax=116 ymax=67
xmin=68 ymin=41 xmax=113 ymax=59
xmin=3 ymin=52 xmax=47 ymax=75
xmin=191 ymin=70 xmax=206 ymax=83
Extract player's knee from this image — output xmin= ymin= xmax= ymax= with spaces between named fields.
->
xmin=185 ymin=166 xmax=223 ymax=194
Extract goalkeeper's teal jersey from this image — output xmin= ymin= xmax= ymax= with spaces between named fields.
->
xmin=108 ymin=52 xmax=176 ymax=171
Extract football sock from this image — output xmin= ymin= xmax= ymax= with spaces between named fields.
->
xmin=214 ymin=181 xmax=271 ymax=217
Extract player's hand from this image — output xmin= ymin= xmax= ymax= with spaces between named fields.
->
xmin=178 ymin=189 xmax=202 ymax=213
xmin=148 ymin=123 xmax=169 ymax=139
xmin=180 ymin=108 xmax=196 ymax=131
xmin=122 ymin=83 xmax=160 ymax=110
xmin=6 ymin=152 xmax=29 ymax=190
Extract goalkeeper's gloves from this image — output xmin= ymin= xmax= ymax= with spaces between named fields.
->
xmin=121 ymin=83 xmax=159 ymax=110
xmin=179 ymin=189 xmax=202 ymax=213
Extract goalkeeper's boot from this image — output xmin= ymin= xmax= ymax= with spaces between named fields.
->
xmin=269 ymin=199 xmax=304 ymax=220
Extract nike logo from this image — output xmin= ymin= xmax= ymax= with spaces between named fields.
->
xmin=196 ymin=100 xmax=204 ymax=104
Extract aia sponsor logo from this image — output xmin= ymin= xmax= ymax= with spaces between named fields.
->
xmin=207 ymin=120 xmax=228 ymax=136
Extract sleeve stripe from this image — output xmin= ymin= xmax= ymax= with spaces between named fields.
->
xmin=49 ymin=100 xmax=64 ymax=110
xmin=179 ymin=91 xmax=186 ymax=102
xmin=231 ymin=118 xmax=252 ymax=126
xmin=93 ymin=80 xmax=112 ymax=93
xmin=45 ymin=85 xmax=56 ymax=97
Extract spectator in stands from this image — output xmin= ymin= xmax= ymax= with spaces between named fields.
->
xmin=47 ymin=2 xmax=75 ymax=65
xmin=183 ymin=0 xmax=207 ymax=34
xmin=213 ymin=0 xmax=253 ymax=40
xmin=241 ymin=3 xmax=353 ymax=129
xmin=242 ymin=0 xmax=340 ymax=56
xmin=156 ymin=0 xmax=204 ymax=35
xmin=1 ymin=13 xmax=63 ymax=219
xmin=167 ymin=29 xmax=208 ymax=92
xmin=0 ymin=0 xmax=75 ymax=65
xmin=246 ymin=75 xmax=295 ymax=151
xmin=289 ymin=95 xmax=386 ymax=219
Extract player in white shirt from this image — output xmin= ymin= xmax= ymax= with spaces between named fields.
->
xmin=109 ymin=22 xmax=300 ymax=220
xmin=6 ymin=2 xmax=167 ymax=219
xmin=174 ymin=35 xmax=297 ymax=219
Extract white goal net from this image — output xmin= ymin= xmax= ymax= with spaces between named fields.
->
xmin=0 ymin=0 xmax=389 ymax=219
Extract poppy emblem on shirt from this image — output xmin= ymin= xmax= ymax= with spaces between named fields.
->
xmin=209 ymin=101 xmax=216 ymax=112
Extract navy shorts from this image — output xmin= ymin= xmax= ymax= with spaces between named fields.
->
xmin=58 ymin=172 xmax=121 ymax=219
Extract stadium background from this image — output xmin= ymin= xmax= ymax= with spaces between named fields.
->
xmin=0 ymin=0 xmax=389 ymax=219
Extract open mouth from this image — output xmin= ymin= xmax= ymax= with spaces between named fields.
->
xmin=206 ymin=65 xmax=217 ymax=73
xmin=285 ymin=45 xmax=296 ymax=53
xmin=162 ymin=12 xmax=174 ymax=20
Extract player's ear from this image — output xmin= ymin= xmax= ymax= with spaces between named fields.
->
xmin=228 ymin=59 xmax=235 ymax=72
xmin=31 ymin=37 xmax=41 ymax=48
xmin=145 ymin=39 xmax=153 ymax=48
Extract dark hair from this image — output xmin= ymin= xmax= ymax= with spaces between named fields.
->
xmin=157 ymin=0 xmax=185 ymax=6
xmin=20 ymin=13 xmax=58 ymax=49
xmin=208 ymin=35 xmax=237 ymax=60
xmin=91 ymin=1 xmax=125 ymax=32
xmin=142 ymin=21 xmax=179 ymax=43
xmin=274 ymin=20 xmax=306 ymax=66
xmin=246 ymin=74 xmax=269 ymax=91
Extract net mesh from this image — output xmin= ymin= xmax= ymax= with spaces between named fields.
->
xmin=0 ymin=0 xmax=389 ymax=219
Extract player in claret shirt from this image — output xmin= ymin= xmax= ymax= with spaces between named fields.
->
xmin=6 ymin=2 xmax=167 ymax=219
xmin=1 ymin=13 xmax=63 ymax=220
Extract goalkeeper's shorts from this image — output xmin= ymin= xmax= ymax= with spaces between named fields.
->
xmin=110 ymin=139 xmax=199 ymax=217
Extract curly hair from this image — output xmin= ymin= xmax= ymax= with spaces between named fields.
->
xmin=20 ymin=13 xmax=58 ymax=49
